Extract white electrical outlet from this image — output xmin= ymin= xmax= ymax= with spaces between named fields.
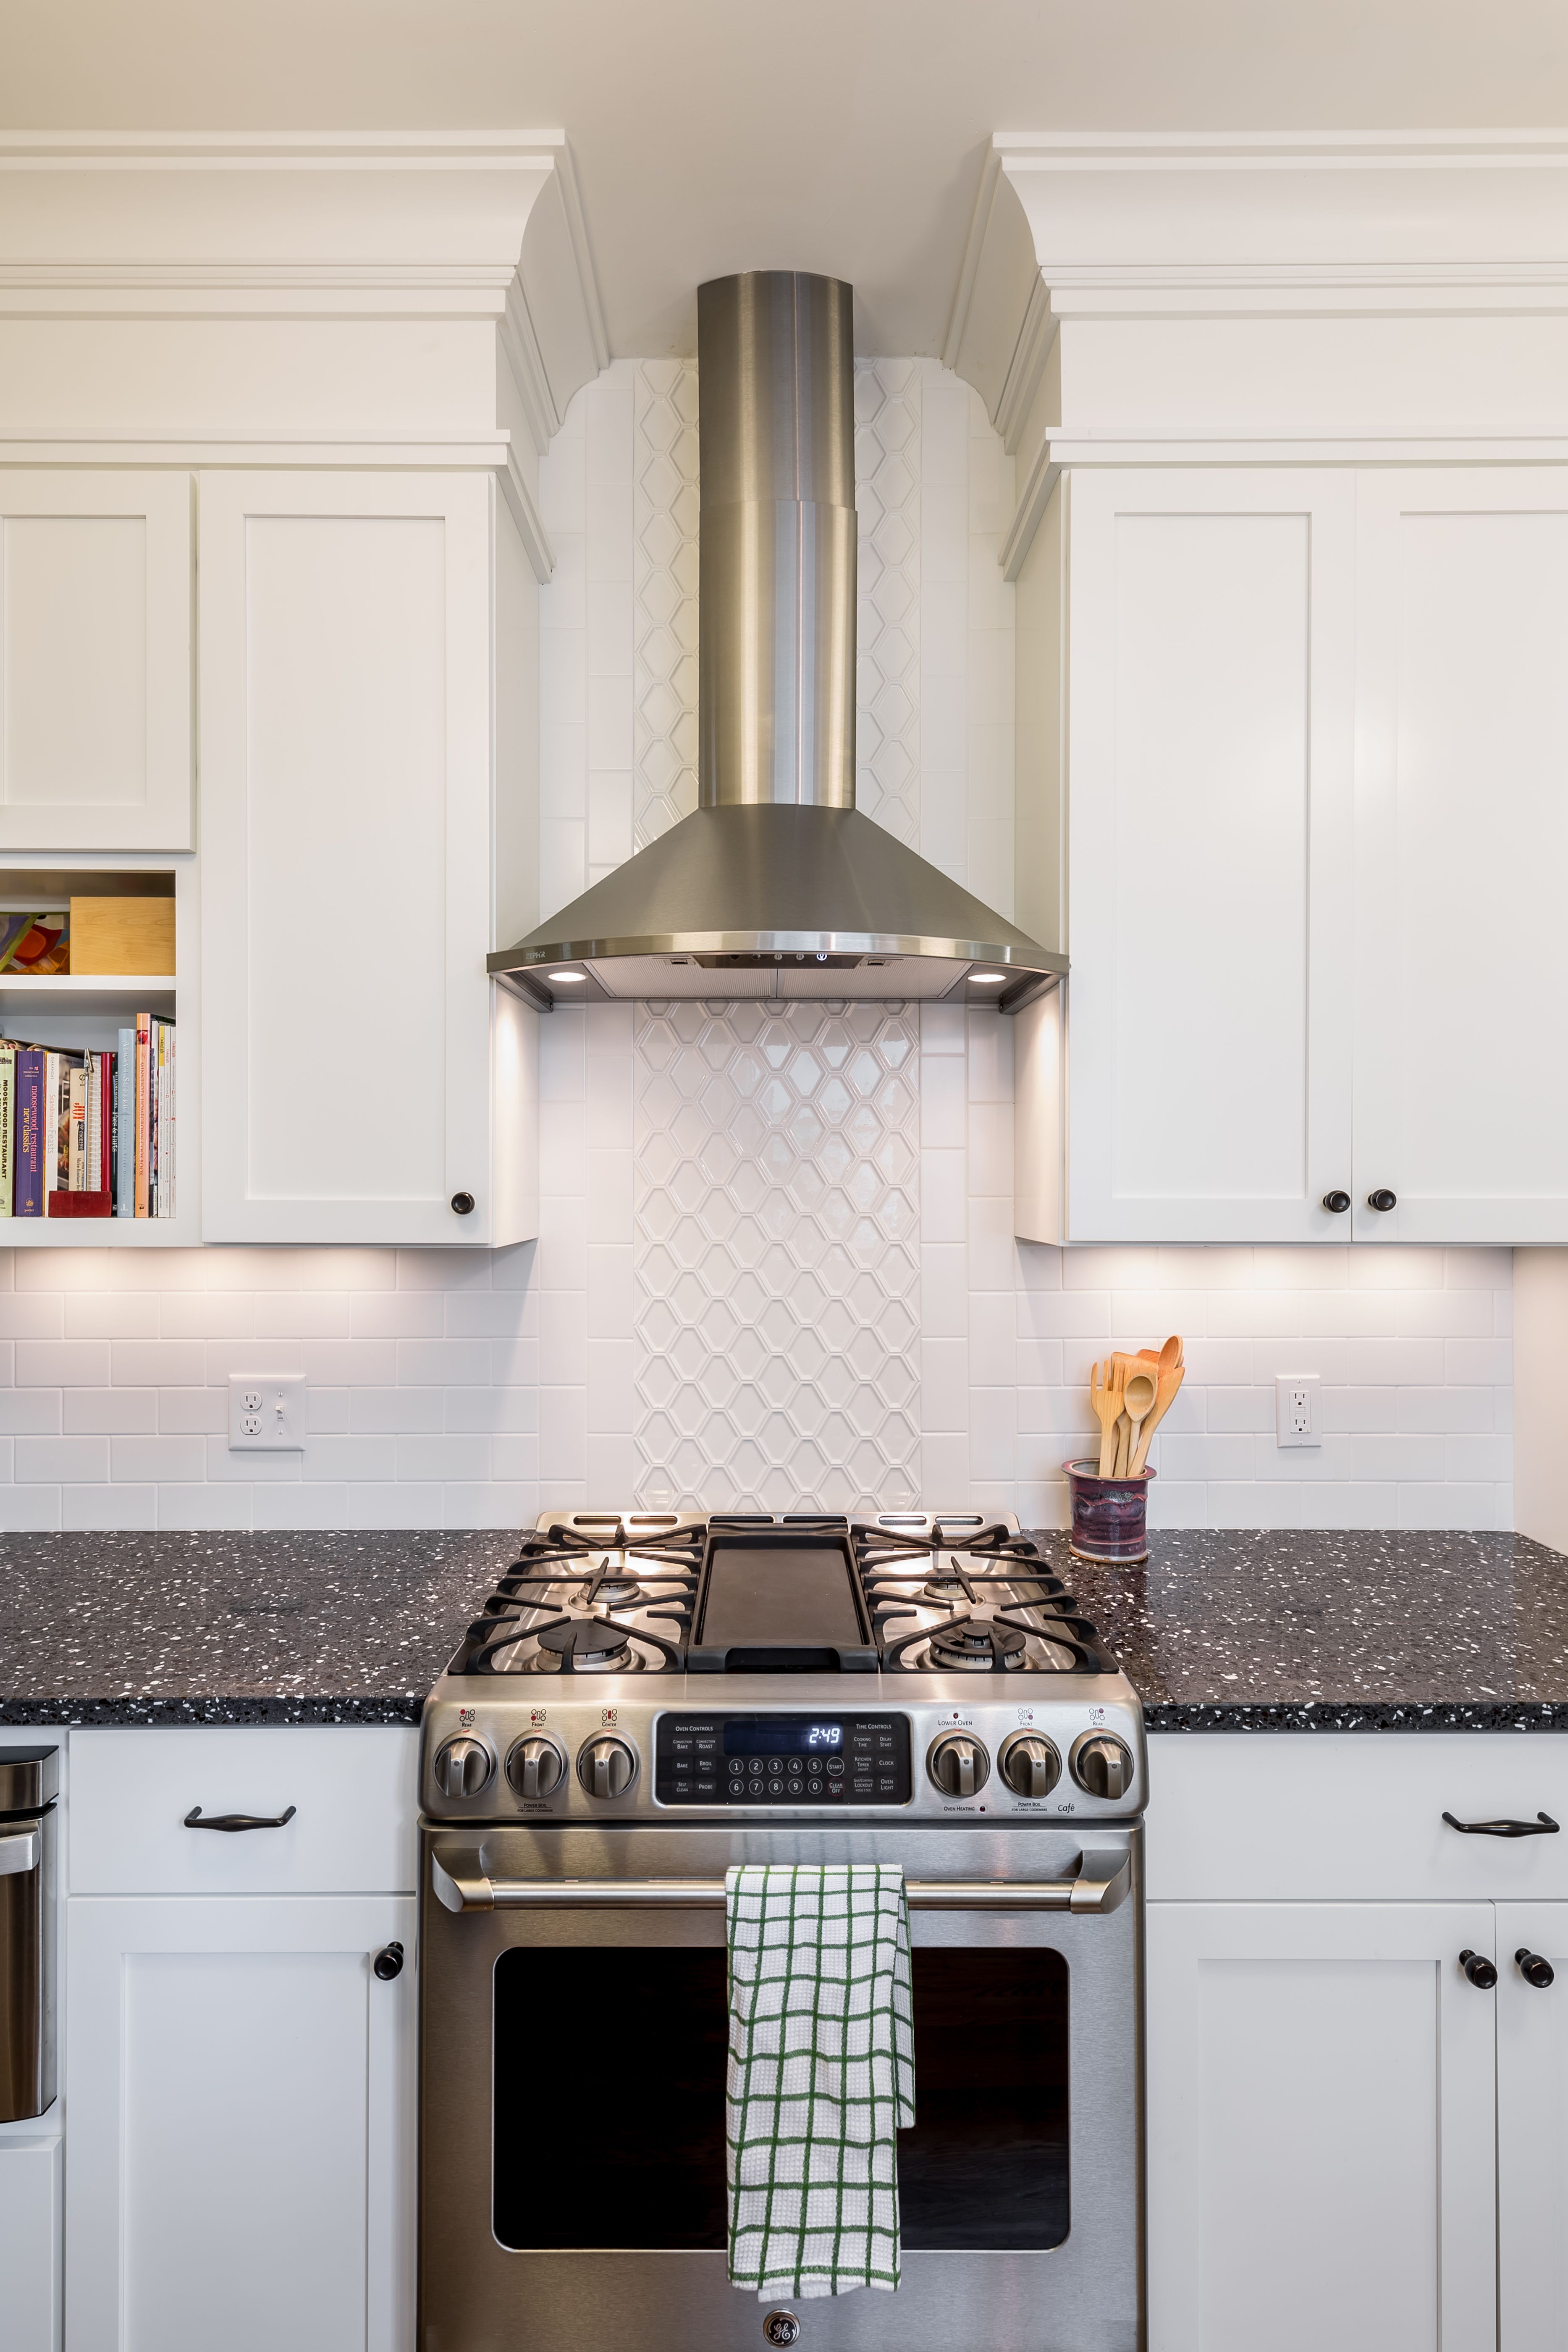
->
xmin=228 ymin=1373 xmax=307 ymax=1451
xmin=1274 ymin=1373 xmax=1321 ymax=1448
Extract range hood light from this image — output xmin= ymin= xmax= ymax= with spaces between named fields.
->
xmin=489 ymin=271 xmax=1067 ymax=1013
xmin=548 ymin=969 xmax=585 ymax=983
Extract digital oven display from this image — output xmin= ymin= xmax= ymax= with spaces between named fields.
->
xmin=722 ymin=1718 xmax=842 ymax=1757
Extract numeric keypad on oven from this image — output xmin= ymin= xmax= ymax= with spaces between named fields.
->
xmin=654 ymin=1716 xmax=911 ymax=1805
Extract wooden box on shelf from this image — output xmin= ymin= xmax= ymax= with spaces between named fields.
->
xmin=69 ymin=897 xmax=175 ymax=978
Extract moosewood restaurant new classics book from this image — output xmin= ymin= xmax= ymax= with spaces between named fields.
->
xmin=0 ymin=1019 xmax=175 ymax=1218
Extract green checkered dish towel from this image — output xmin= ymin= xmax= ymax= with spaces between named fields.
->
xmin=726 ymin=1862 xmax=915 ymax=2300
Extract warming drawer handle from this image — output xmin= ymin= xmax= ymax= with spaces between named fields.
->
xmin=430 ymin=1848 xmax=1132 ymax=1918
xmin=0 ymin=1829 xmax=39 ymax=1877
xmin=1442 ymin=1810 xmax=1560 ymax=1839
xmin=184 ymin=1805 xmax=299 ymax=1833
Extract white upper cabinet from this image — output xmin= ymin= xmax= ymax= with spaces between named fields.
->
xmin=0 ymin=473 xmax=192 ymax=851
xmin=199 ymin=470 xmax=536 ymax=1246
xmin=1353 ymin=472 xmax=1568 ymax=1244
xmin=1062 ymin=470 xmax=1356 ymax=1242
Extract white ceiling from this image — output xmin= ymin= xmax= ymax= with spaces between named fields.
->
xmin=3 ymin=0 xmax=1565 ymax=354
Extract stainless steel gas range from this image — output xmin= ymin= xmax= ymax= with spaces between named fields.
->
xmin=419 ymin=1510 xmax=1146 ymax=2352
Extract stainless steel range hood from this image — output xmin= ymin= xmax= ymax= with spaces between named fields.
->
xmin=489 ymin=270 xmax=1067 ymax=1015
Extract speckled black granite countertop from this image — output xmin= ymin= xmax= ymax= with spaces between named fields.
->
xmin=3 ymin=1527 xmax=1568 ymax=1730
xmin=1028 ymin=1529 xmax=1568 ymax=1731
xmin=0 ymin=1531 xmax=518 ymax=1725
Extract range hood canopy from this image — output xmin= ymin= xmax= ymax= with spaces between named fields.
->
xmin=490 ymin=269 xmax=1067 ymax=1014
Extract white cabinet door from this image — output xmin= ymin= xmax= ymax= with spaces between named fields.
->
xmin=0 ymin=2135 xmax=61 ymax=2352
xmin=1147 ymin=1901 xmax=1498 ymax=2352
xmin=0 ymin=473 xmax=191 ymax=850
xmin=1355 ymin=471 xmax=1568 ymax=1243
xmin=198 ymin=471 xmax=506 ymax=1244
xmin=65 ymin=1893 xmax=414 ymax=2352
xmin=1065 ymin=471 xmax=1356 ymax=1240
xmin=1497 ymin=1902 xmax=1568 ymax=2351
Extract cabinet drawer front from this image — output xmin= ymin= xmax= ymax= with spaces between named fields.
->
xmin=1146 ymin=1731 xmax=1568 ymax=1902
xmin=68 ymin=1726 xmax=417 ymax=1894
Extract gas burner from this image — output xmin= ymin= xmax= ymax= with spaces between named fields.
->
xmin=533 ymin=1617 xmax=638 ymax=1672
xmin=927 ymin=1614 xmax=1029 ymax=1670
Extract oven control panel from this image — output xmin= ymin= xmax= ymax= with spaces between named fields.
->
xmin=653 ymin=1713 xmax=912 ymax=1806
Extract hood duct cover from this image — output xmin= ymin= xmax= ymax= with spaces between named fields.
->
xmin=490 ymin=269 xmax=1067 ymax=1013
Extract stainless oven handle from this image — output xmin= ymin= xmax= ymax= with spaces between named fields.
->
xmin=430 ymin=1846 xmax=1131 ymax=1918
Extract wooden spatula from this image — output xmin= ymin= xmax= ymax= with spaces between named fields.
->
xmin=1120 ymin=1368 xmax=1157 ymax=1475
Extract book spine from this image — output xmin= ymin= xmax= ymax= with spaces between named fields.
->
xmin=149 ymin=1023 xmax=159 ymax=1218
xmin=167 ymin=1024 xmax=176 ymax=1221
xmin=134 ymin=1016 xmax=150 ymax=1218
xmin=15 ymin=1050 xmax=44 ymax=1218
xmin=157 ymin=1022 xmax=174 ymax=1219
xmin=100 ymin=1050 xmax=114 ymax=1197
xmin=0 ymin=1042 xmax=13 ymax=1218
xmin=69 ymin=1064 xmax=87 ymax=1192
xmin=116 ymin=1029 xmax=134 ymax=1217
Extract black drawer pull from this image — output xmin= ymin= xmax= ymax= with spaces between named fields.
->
xmin=1442 ymin=1809 xmax=1559 ymax=1838
xmin=1459 ymin=1948 xmax=1498 ymax=1988
xmin=1321 ymin=1190 xmax=1351 ymax=1213
xmin=184 ymin=1805 xmax=298 ymax=1833
xmin=373 ymin=1941 xmax=405 ymax=1981
xmin=1517 ymin=1948 xmax=1556 ymax=1989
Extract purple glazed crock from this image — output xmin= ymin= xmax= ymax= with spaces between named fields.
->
xmin=1063 ymin=1460 xmax=1155 ymax=1564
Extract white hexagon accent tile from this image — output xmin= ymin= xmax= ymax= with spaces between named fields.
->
xmin=854 ymin=359 xmax=922 ymax=846
xmin=634 ymin=1000 xmax=921 ymax=1514
xmin=633 ymin=359 xmax=700 ymax=848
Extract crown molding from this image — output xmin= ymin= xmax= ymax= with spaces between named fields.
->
xmin=0 ymin=131 xmax=608 ymax=447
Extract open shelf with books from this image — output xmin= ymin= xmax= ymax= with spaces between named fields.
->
xmin=0 ymin=858 xmax=197 ymax=1246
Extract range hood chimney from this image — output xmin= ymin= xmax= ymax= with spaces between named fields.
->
xmin=489 ymin=269 xmax=1067 ymax=1013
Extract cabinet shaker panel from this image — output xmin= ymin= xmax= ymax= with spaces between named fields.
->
xmin=1497 ymin=1901 xmax=1568 ymax=2352
xmin=1355 ymin=472 xmax=1568 ymax=1242
xmin=66 ymin=1894 xmax=415 ymax=2352
xmin=199 ymin=472 xmax=499 ymax=1242
xmin=0 ymin=473 xmax=191 ymax=850
xmin=1147 ymin=1901 xmax=1498 ymax=2352
xmin=1065 ymin=472 xmax=1355 ymax=1241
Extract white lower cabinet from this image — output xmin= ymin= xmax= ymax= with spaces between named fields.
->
xmin=1498 ymin=1903 xmax=1568 ymax=2350
xmin=65 ymin=1893 xmax=415 ymax=2352
xmin=1147 ymin=1900 xmax=1499 ymax=2352
xmin=0 ymin=2134 xmax=63 ymax=2352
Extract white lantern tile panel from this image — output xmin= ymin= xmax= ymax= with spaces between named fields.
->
xmin=634 ymin=1001 xmax=921 ymax=1514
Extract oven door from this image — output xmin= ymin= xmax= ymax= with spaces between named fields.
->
xmin=420 ymin=1822 xmax=1142 ymax=2352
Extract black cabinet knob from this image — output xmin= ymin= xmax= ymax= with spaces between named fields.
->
xmin=1322 ymin=1191 xmax=1351 ymax=1214
xmin=1459 ymin=1948 xmax=1498 ymax=1989
xmin=1367 ymin=1189 xmax=1398 ymax=1213
xmin=373 ymin=1941 xmax=405 ymax=1982
xmin=1517 ymin=1948 xmax=1556 ymax=1990
xmin=450 ymin=1192 xmax=475 ymax=1216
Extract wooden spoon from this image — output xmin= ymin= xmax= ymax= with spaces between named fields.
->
xmin=1089 ymin=1358 xmax=1123 ymax=1476
xmin=1120 ymin=1369 xmax=1157 ymax=1476
xmin=1132 ymin=1360 xmax=1184 ymax=1473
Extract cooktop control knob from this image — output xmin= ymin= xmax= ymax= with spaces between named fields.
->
xmin=1070 ymin=1732 xmax=1135 ymax=1801
xmin=999 ymin=1731 xmax=1062 ymax=1799
xmin=433 ymin=1736 xmax=495 ymax=1799
xmin=926 ymin=1732 xmax=990 ymax=1798
xmin=506 ymin=1735 xmax=566 ymax=1801
xmin=578 ymin=1735 xmax=638 ymax=1800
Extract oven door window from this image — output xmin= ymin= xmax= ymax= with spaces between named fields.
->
xmin=901 ymin=1947 xmax=1070 ymax=2250
xmin=493 ymin=1940 xmax=1069 ymax=2255
xmin=494 ymin=1946 xmax=729 ymax=2250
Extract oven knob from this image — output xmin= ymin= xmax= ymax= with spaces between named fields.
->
xmin=1070 ymin=1732 xmax=1135 ymax=1801
xmin=999 ymin=1731 xmax=1062 ymax=1798
xmin=506 ymin=1736 xmax=566 ymax=1800
xmin=433 ymin=1736 xmax=495 ymax=1799
xmin=577 ymin=1735 xmax=638 ymax=1800
xmin=926 ymin=1732 xmax=990 ymax=1798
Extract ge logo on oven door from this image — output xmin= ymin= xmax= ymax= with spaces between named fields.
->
xmin=762 ymin=2314 xmax=801 ymax=2347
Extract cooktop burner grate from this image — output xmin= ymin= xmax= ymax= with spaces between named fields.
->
xmin=446 ymin=1511 xmax=1115 ymax=1679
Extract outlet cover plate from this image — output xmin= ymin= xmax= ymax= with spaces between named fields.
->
xmin=1275 ymin=1373 xmax=1321 ymax=1448
xmin=228 ymin=1373 xmax=307 ymax=1451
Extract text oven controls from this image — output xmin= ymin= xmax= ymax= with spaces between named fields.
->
xmin=506 ymin=1736 xmax=566 ymax=1801
xmin=998 ymin=1730 xmax=1062 ymax=1799
xmin=926 ymin=1732 xmax=991 ymax=1799
xmin=578 ymin=1735 xmax=639 ymax=1800
xmin=433 ymin=1736 xmax=495 ymax=1799
xmin=1070 ymin=1732 xmax=1135 ymax=1801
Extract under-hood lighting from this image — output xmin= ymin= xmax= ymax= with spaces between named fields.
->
xmin=489 ymin=270 xmax=1066 ymax=1014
